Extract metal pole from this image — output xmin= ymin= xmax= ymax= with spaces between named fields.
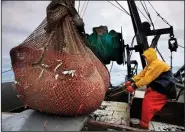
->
xmin=127 ymin=0 xmax=149 ymax=68
xmin=126 ymin=45 xmax=132 ymax=78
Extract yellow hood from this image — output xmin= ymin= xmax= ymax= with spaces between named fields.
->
xmin=142 ymin=48 xmax=157 ymax=64
xmin=132 ymin=47 xmax=170 ymax=88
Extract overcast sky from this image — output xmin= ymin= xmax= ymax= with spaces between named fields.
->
xmin=2 ymin=1 xmax=184 ymax=74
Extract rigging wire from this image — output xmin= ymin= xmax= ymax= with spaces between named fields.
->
xmin=107 ymin=1 xmax=151 ymax=22
xmin=82 ymin=1 xmax=89 ymax=18
xmin=107 ymin=0 xmax=149 ymax=22
xmin=80 ymin=1 xmax=87 ymax=16
xmin=143 ymin=1 xmax=155 ymax=30
xmin=139 ymin=1 xmax=148 ymax=17
xmin=106 ymin=0 xmax=130 ymax=15
xmin=143 ymin=1 xmax=149 ymax=14
xmin=178 ymin=44 xmax=184 ymax=48
xmin=136 ymin=6 xmax=150 ymax=22
xmin=156 ymin=47 xmax=166 ymax=62
xmin=115 ymin=0 xmax=131 ymax=16
xmin=140 ymin=0 xmax=155 ymax=30
xmin=2 ymin=68 xmax=12 ymax=73
xmin=147 ymin=0 xmax=172 ymax=27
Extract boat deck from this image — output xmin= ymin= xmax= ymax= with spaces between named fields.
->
xmin=92 ymin=101 xmax=184 ymax=131
xmin=2 ymin=100 xmax=184 ymax=131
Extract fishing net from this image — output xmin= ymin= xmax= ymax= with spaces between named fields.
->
xmin=87 ymin=29 xmax=123 ymax=65
xmin=10 ymin=0 xmax=110 ymax=116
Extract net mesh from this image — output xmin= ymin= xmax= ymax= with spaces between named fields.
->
xmin=10 ymin=0 xmax=110 ymax=116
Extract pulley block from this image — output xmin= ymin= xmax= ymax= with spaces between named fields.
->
xmin=168 ymin=37 xmax=178 ymax=52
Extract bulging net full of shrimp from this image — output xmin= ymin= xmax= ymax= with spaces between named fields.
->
xmin=10 ymin=0 xmax=110 ymax=116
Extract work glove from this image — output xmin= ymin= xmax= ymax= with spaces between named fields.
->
xmin=125 ymin=79 xmax=135 ymax=87
xmin=125 ymin=81 xmax=132 ymax=87
xmin=125 ymin=83 xmax=138 ymax=93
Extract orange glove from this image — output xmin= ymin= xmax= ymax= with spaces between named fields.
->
xmin=125 ymin=83 xmax=138 ymax=93
xmin=126 ymin=85 xmax=135 ymax=93
xmin=125 ymin=79 xmax=134 ymax=87
xmin=125 ymin=81 xmax=132 ymax=87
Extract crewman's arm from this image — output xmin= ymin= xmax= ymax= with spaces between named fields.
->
xmin=131 ymin=65 xmax=148 ymax=83
xmin=135 ymin=61 xmax=167 ymax=88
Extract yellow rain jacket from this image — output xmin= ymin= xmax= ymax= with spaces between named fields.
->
xmin=132 ymin=48 xmax=171 ymax=88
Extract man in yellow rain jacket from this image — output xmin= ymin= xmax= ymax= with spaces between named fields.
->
xmin=124 ymin=48 xmax=176 ymax=130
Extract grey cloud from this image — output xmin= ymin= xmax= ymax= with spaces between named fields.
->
xmin=174 ymin=29 xmax=184 ymax=39
xmin=2 ymin=1 xmax=49 ymax=33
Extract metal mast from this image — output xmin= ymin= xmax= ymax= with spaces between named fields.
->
xmin=127 ymin=0 xmax=149 ymax=69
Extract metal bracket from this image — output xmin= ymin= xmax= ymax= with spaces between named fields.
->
xmin=150 ymin=34 xmax=161 ymax=48
xmin=147 ymin=26 xmax=174 ymax=37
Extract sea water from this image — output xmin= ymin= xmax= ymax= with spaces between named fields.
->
xmin=2 ymin=66 xmax=182 ymax=86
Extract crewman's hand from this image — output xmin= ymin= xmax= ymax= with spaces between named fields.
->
xmin=125 ymin=83 xmax=138 ymax=93
xmin=125 ymin=79 xmax=135 ymax=87
xmin=125 ymin=81 xmax=132 ymax=87
xmin=125 ymin=85 xmax=135 ymax=93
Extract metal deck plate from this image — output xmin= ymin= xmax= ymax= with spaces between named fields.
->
xmin=2 ymin=109 xmax=89 ymax=131
xmin=92 ymin=101 xmax=130 ymax=126
xmin=2 ymin=112 xmax=18 ymax=120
